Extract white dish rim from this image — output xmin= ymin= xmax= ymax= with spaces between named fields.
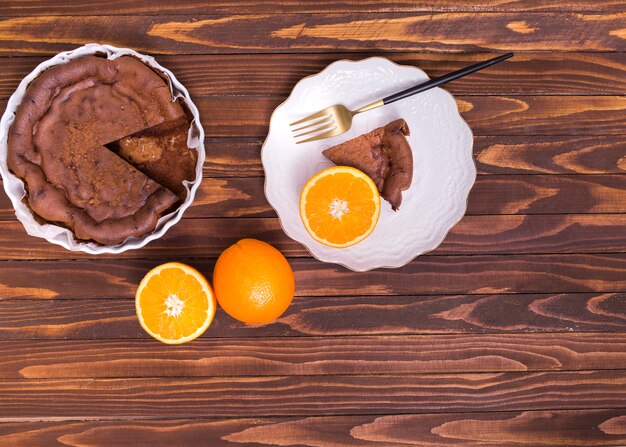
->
xmin=261 ymin=56 xmax=476 ymax=271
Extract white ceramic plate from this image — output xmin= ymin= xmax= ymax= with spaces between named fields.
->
xmin=262 ymin=57 xmax=475 ymax=271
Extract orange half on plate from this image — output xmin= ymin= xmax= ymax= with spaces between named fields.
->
xmin=136 ymin=262 xmax=216 ymax=344
xmin=299 ymin=166 xmax=381 ymax=248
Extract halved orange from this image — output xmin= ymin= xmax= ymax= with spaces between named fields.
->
xmin=135 ymin=262 xmax=216 ymax=344
xmin=299 ymin=166 xmax=381 ymax=248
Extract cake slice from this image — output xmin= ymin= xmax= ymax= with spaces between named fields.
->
xmin=109 ymin=118 xmax=198 ymax=200
xmin=322 ymin=119 xmax=413 ymax=210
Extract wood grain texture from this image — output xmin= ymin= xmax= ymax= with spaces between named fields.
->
xmin=437 ymin=214 xmax=626 ymax=254
xmin=1 ymin=334 xmax=626 ymax=378
xmin=464 ymin=174 xmax=626 ymax=215
xmin=1 ymin=410 xmax=626 ymax=446
xmin=3 ymin=255 xmax=626 ymax=300
xmin=2 ymin=292 xmax=624 ymax=340
xmin=3 ymin=95 xmax=626 ymax=137
xmin=3 ymin=214 xmax=626 ymax=260
xmin=0 ymin=371 xmax=625 ymax=418
xmin=205 ymin=135 xmax=626 ymax=178
xmin=0 ymin=136 xmax=624 ymax=225
xmin=5 ymin=174 xmax=626 ymax=221
xmin=3 ymin=0 xmax=625 ymax=15
xmin=473 ymin=136 xmax=626 ymax=175
xmin=0 ymin=2 xmax=625 ymax=443
xmin=0 ymin=13 xmax=625 ymax=55
xmin=169 ymin=175 xmax=626 ymax=217
xmin=6 ymin=173 xmax=625 ymax=220
xmin=174 ymin=52 xmax=626 ymax=96
xmin=188 ymin=136 xmax=626 ymax=177
xmin=185 ymin=96 xmax=626 ymax=137
xmin=2 ymin=53 xmax=625 ymax=98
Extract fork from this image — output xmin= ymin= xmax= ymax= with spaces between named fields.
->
xmin=290 ymin=53 xmax=514 ymax=144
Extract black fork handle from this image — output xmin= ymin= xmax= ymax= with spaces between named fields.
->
xmin=383 ymin=53 xmax=514 ymax=105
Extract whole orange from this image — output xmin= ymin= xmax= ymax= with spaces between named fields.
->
xmin=213 ymin=239 xmax=295 ymax=324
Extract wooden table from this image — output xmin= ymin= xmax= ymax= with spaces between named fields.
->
xmin=1 ymin=1 xmax=626 ymax=445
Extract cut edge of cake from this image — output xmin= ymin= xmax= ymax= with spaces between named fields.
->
xmin=322 ymin=118 xmax=413 ymax=210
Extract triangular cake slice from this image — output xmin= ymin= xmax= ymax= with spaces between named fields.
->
xmin=108 ymin=117 xmax=198 ymax=200
xmin=322 ymin=119 xmax=413 ymax=210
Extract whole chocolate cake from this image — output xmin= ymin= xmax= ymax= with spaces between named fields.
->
xmin=7 ymin=55 xmax=197 ymax=244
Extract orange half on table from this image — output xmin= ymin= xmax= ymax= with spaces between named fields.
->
xmin=136 ymin=262 xmax=216 ymax=344
xmin=300 ymin=166 xmax=381 ymax=248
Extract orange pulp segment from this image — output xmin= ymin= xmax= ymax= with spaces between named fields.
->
xmin=299 ymin=166 xmax=381 ymax=248
xmin=135 ymin=262 xmax=216 ymax=344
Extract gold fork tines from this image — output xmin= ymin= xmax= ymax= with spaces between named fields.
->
xmin=289 ymin=100 xmax=383 ymax=144
xmin=288 ymin=52 xmax=516 ymax=144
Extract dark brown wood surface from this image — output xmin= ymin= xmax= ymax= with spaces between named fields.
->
xmin=1 ymin=410 xmax=626 ymax=447
xmin=4 ymin=0 xmax=626 ymax=14
xmin=3 ymin=53 xmax=626 ymax=97
xmin=1 ymin=13 xmax=626 ymax=55
xmin=0 ymin=1 xmax=625 ymax=445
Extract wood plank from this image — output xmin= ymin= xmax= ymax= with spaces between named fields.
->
xmin=2 ymin=174 xmax=601 ymax=220
xmin=2 ymin=53 xmax=625 ymax=98
xmin=207 ymin=135 xmax=626 ymax=177
xmin=1 ymin=410 xmax=626 ymax=446
xmin=187 ymin=175 xmax=626 ymax=217
xmin=2 ymin=255 xmax=626 ymax=300
xmin=182 ymin=175 xmax=626 ymax=217
xmin=194 ymin=136 xmax=626 ymax=177
xmin=1 ymin=334 xmax=626 ymax=378
xmin=191 ymin=95 xmax=626 ymax=137
xmin=452 ymin=95 xmax=626 ymax=137
xmin=1 ymin=137 xmax=625 ymax=221
xmin=1 ymin=292 xmax=624 ymax=339
xmin=0 ymin=13 xmax=625 ymax=56
xmin=203 ymin=138 xmax=266 ymax=177
xmin=187 ymin=177 xmax=272 ymax=218
xmin=3 ymin=0 xmax=625 ymax=15
xmin=3 ymin=214 xmax=626 ymax=260
xmin=0 ymin=371 xmax=625 ymax=418
xmin=7 ymin=174 xmax=626 ymax=222
xmin=177 ymin=52 xmax=626 ymax=96
xmin=473 ymin=136 xmax=626 ymax=175
xmin=464 ymin=174 xmax=626 ymax=215
xmin=3 ymin=95 xmax=625 ymax=136
xmin=0 ymin=176 xmax=626 ymax=254
xmin=437 ymin=214 xmax=626 ymax=254
xmin=1 ymin=136 xmax=624 ymax=207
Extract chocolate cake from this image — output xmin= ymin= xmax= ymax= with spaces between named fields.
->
xmin=111 ymin=119 xmax=197 ymax=199
xmin=7 ymin=55 xmax=197 ymax=245
xmin=322 ymin=119 xmax=413 ymax=210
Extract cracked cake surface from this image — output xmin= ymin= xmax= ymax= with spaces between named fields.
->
xmin=7 ymin=55 xmax=195 ymax=244
xmin=322 ymin=119 xmax=413 ymax=210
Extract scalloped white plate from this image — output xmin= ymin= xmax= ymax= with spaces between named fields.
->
xmin=262 ymin=57 xmax=475 ymax=271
